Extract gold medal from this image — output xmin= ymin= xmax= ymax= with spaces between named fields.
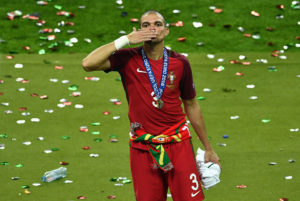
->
xmin=157 ymin=99 xmax=164 ymax=109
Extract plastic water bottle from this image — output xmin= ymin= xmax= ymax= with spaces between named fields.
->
xmin=41 ymin=167 xmax=67 ymax=182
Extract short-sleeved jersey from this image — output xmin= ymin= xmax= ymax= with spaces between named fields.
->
xmin=107 ymin=46 xmax=196 ymax=135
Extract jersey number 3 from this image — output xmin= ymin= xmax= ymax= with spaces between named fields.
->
xmin=151 ymin=91 xmax=159 ymax=108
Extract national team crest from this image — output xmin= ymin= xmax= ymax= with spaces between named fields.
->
xmin=166 ymin=71 xmax=176 ymax=90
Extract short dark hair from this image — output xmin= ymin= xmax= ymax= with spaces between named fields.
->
xmin=140 ymin=10 xmax=167 ymax=27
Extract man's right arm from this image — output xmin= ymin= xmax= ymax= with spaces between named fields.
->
xmin=81 ymin=42 xmax=116 ymax=72
xmin=81 ymin=28 xmax=157 ymax=72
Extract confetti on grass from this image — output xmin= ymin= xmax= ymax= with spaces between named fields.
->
xmin=236 ymin=185 xmax=247 ymax=189
xmin=1 ymin=1 xmax=300 ymax=200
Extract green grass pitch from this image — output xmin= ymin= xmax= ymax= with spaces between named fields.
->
xmin=0 ymin=52 xmax=299 ymax=201
xmin=0 ymin=0 xmax=299 ymax=53
xmin=0 ymin=0 xmax=300 ymax=200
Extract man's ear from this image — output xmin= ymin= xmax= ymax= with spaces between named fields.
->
xmin=164 ymin=27 xmax=170 ymax=36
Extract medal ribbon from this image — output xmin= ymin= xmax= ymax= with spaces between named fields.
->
xmin=141 ymin=47 xmax=169 ymax=100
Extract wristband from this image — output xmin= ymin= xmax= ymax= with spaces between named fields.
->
xmin=114 ymin=35 xmax=129 ymax=50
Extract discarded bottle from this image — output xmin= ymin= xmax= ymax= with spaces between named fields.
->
xmin=42 ymin=167 xmax=67 ymax=182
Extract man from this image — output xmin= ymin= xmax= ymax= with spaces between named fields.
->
xmin=82 ymin=10 xmax=220 ymax=201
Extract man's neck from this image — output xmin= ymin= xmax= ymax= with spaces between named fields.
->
xmin=143 ymin=42 xmax=164 ymax=60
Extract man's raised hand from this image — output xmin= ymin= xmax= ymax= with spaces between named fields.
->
xmin=127 ymin=27 xmax=157 ymax=45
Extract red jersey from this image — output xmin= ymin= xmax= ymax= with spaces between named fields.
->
xmin=108 ymin=46 xmax=196 ymax=135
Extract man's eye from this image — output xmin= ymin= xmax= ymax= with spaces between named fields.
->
xmin=142 ymin=24 xmax=149 ymax=28
xmin=156 ymin=23 xmax=163 ymax=27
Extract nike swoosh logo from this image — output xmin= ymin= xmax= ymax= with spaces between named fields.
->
xmin=137 ymin=68 xmax=147 ymax=73
xmin=191 ymin=190 xmax=201 ymax=197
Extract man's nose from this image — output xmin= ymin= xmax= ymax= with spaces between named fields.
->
xmin=149 ymin=24 xmax=156 ymax=31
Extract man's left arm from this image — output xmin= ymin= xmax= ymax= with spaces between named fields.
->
xmin=182 ymin=98 xmax=220 ymax=165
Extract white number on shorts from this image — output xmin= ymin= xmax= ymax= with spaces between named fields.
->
xmin=190 ymin=173 xmax=199 ymax=191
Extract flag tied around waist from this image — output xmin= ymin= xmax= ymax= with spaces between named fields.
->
xmin=130 ymin=119 xmax=191 ymax=172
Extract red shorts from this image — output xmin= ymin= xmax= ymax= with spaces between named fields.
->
xmin=130 ymin=139 xmax=204 ymax=201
